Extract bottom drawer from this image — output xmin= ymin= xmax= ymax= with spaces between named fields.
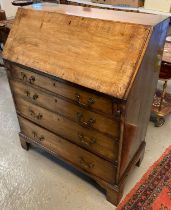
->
xmin=18 ymin=116 xmax=116 ymax=184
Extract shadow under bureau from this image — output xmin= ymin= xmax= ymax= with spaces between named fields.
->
xmin=3 ymin=4 xmax=169 ymax=206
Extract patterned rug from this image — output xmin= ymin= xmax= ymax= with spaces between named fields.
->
xmin=117 ymin=146 xmax=171 ymax=210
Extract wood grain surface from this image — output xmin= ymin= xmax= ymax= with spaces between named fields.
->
xmin=10 ymin=79 xmax=119 ymax=137
xmin=3 ymin=6 xmax=152 ymax=99
xmin=3 ymin=5 xmax=169 ymax=206
xmin=9 ymin=64 xmax=114 ymax=115
xmin=18 ymin=116 xmax=116 ymax=184
xmin=14 ymin=96 xmax=119 ymax=160
xmin=25 ymin=4 xmax=168 ymax=26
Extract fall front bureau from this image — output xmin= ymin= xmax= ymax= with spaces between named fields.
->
xmin=3 ymin=4 xmax=169 ymax=206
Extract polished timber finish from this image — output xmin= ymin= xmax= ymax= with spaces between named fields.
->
xmin=1 ymin=69 xmax=171 ymax=210
xmin=3 ymin=5 xmax=167 ymax=99
xmin=3 ymin=5 xmax=169 ymax=206
xmin=10 ymin=79 xmax=119 ymax=162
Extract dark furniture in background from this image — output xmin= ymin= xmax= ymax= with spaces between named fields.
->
xmin=0 ymin=10 xmax=7 ymax=66
xmin=152 ymin=38 xmax=171 ymax=126
xmin=12 ymin=0 xmax=59 ymax=6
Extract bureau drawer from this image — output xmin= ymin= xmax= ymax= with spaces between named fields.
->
xmin=11 ymin=79 xmax=119 ymax=137
xmin=9 ymin=64 xmax=113 ymax=115
xmin=15 ymin=97 xmax=119 ymax=162
xmin=18 ymin=116 xmax=116 ymax=184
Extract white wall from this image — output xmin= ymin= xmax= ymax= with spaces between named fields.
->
xmin=0 ymin=0 xmax=18 ymax=18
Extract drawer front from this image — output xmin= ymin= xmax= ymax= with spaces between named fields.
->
xmin=9 ymin=64 xmax=113 ymax=115
xmin=10 ymin=79 xmax=119 ymax=137
xmin=18 ymin=116 xmax=116 ymax=184
xmin=15 ymin=97 xmax=119 ymax=162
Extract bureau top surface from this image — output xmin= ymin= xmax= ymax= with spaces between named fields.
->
xmin=27 ymin=3 xmax=167 ymax=26
xmin=3 ymin=5 xmax=167 ymax=99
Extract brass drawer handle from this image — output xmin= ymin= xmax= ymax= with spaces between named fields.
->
xmin=29 ymin=109 xmax=43 ymax=120
xmin=77 ymin=112 xmax=95 ymax=129
xmin=20 ymin=72 xmax=35 ymax=84
xmin=29 ymin=76 xmax=35 ymax=84
xmin=32 ymin=94 xmax=39 ymax=100
xmin=75 ymin=93 xmax=95 ymax=108
xmin=78 ymin=133 xmax=96 ymax=146
xmin=53 ymin=82 xmax=57 ymax=87
xmin=25 ymin=90 xmax=30 ymax=97
xmin=25 ymin=90 xmax=39 ymax=101
xmin=79 ymin=157 xmax=94 ymax=169
xmin=20 ymin=72 xmax=27 ymax=81
xmin=32 ymin=131 xmax=45 ymax=142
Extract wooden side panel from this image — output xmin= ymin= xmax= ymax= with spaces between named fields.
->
xmin=119 ymin=19 xmax=169 ymax=178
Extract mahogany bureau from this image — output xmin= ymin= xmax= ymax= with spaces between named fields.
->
xmin=3 ymin=4 xmax=169 ymax=206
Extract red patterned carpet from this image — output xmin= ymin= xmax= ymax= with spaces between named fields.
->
xmin=117 ymin=146 xmax=171 ymax=210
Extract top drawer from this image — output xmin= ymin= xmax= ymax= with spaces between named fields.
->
xmin=8 ymin=64 xmax=113 ymax=115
